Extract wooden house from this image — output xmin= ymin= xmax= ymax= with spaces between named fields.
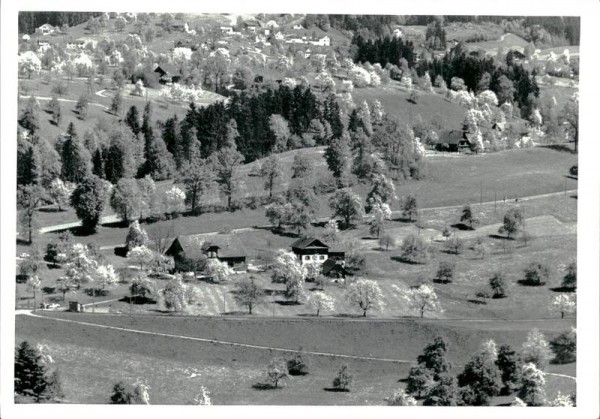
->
xmin=434 ymin=129 xmax=472 ymax=152
xmin=166 ymin=234 xmax=247 ymax=268
xmin=322 ymin=259 xmax=351 ymax=279
xmin=154 ymin=63 xmax=181 ymax=84
xmin=290 ymin=237 xmax=345 ymax=266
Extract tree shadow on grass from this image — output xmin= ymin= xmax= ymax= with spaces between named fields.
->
xmin=114 ymin=246 xmax=128 ymax=257
xmin=517 ymin=279 xmax=546 ymax=287
xmin=16 ymin=238 xmax=30 ymax=246
xmin=333 ymin=313 xmax=365 ymax=319
xmin=549 ymin=286 xmax=576 ymax=293
xmin=391 ymin=217 xmax=415 ymax=224
xmin=38 ymin=207 xmax=63 ymax=213
xmin=252 ymin=383 xmax=280 ymax=391
xmin=451 ymin=223 xmax=474 ymax=231
xmin=539 ymin=144 xmax=576 ymax=154
xmin=323 ymin=387 xmax=350 ymax=392
xmin=390 ymin=256 xmax=425 ymax=265
xmin=275 ymin=300 xmax=302 ymax=306
xmin=102 ymin=220 xmax=128 ymax=229
xmin=222 ymin=310 xmax=248 ymax=316
xmin=262 ymin=288 xmax=286 ymax=296
xmin=488 ymin=234 xmax=513 ymax=241
xmin=297 ymin=313 xmax=318 ymax=317
xmin=433 ymin=279 xmax=452 ymax=284
xmin=119 ymin=296 xmax=156 ymax=305
xmin=467 ymin=299 xmax=487 ymax=305
xmin=397 ymin=377 xmax=409 ymax=383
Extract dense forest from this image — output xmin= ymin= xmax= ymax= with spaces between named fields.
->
xmin=18 ymin=11 xmax=102 ymax=34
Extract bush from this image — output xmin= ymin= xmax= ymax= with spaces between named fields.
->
xmin=436 ymin=261 xmax=455 ymax=283
xmin=287 ymin=353 xmax=309 ymax=376
xmin=561 ymin=262 xmax=576 ymax=290
xmin=446 ymin=235 xmax=464 ymax=255
xmin=489 ymin=271 xmax=507 ymax=298
xmin=332 ymin=364 xmax=353 ymax=391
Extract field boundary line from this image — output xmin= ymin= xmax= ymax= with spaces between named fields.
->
xmin=19 ymin=311 xmax=416 ymax=364
xmin=545 ymin=372 xmax=576 ymax=381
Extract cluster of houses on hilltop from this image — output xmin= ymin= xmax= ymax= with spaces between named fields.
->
xmin=165 ymin=234 xmax=350 ymax=279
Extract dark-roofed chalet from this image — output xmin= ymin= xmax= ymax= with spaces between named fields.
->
xmin=154 ymin=63 xmax=181 ymax=84
xmin=322 ymin=259 xmax=351 ymax=279
xmin=290 ymin=237 xmax=345 ymax=266
xmin=166 ymin=234 xmax=247 ymax=267
xmin=434 ymin=129 xmax=472 ymax=152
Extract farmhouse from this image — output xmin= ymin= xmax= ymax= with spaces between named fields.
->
xmin=322 ymin=259 xmax=351 ymax=279
xmin=242 ymin=20 xmax=261 ymax=33
xmin=166 ymin=234 xmax=248 ymax=268
xmin=154 ymin=63 xmax=181 ymax=84
xmin=434 ymin=129 xmax=472 ymax=152
xmin=36 ymin=23 xmax=56 ymax=36
xmin=37 ymin=40 xmax=51 ymax=52
xmin=290 ymin=237 xmax=345 ymax=266
xmin=220 ymin=26 xmax=234 ymax=35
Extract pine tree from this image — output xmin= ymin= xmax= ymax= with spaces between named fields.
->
xmin=20 ymin=96 xmax=40 ymax=134
xmin=15 ymin=341 xmax=62 ymax=402
xmin=124 ymin=105 xmax=142 ymax=136
xmin=60 ymin=125 xmax=91 ymax=184
xmin=324 ymin=133 xmax=351 ymax=188
xmin=92 ymin=148 xmax=104 ymax=178
xmin=110 ymin=89 xmax=123 ymax=116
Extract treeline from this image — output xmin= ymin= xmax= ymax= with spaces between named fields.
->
xmin=178 ymin=85 xmax=343 ymax=162
xmin=416 ymin=50 xmax=540 ymax=118
xmin=18 ymin=11 xmax=102 ymax=35
xmin=351 ymin=34 xmax=416 ymax=68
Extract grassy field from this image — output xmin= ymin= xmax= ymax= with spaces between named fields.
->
xmin=16 ymin=312 xmax=575 ymax=405
xmin=352 ymin=84 xmax=467 ymax=130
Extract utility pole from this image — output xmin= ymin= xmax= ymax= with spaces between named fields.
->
xmin=494 ymin=189 xmax=497 ymax=214
xmin=480 ymin=181 xmax=483 ymax=206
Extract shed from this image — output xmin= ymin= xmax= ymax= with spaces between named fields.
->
xmin=154 ymin=63 xmax=181 ymax=84
xmin=68 ymin=301 xmax=84 ymax=312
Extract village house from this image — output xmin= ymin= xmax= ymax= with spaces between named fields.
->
xmin=242 ymin=20 xmax=261 ymax=33
xmin=37 ymin=40 xmax=51 ymax=52
xmin=153 ymin=63 xmax=181 ymax=84
xmin=434 ymin=129 xmax=472 ymax=152
xmin=219 ymin=26 xmax=234 ymax=35
xmin=293 ymin=24 xmax=304 ymax=30
xmin=290 ymin=238 xmax=345 ymax=266
xmin=76 ymin=37 xmax=97 ymax=49
xmin=36 ymin=23 xmax=56 ymax=36
xmin=171 ymin=21 xmax=186 ymax=32
xmin=166 ymin=234 xmax=248 ymax=269
xmin=274 ymin=32 xmax=285 ymax=41
xmin=310 ymin=36 xmax=331 ymax=47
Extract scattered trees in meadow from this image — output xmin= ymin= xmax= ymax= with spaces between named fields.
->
xmin=233 ymin=277 xmax=265 ymax=314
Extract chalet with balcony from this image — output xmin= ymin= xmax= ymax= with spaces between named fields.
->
xmin=166 ymin=234 xmax=248 ymax=268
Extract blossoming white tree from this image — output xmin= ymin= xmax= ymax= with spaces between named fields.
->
xmin=518 ymin=363 xmax=546 ymax=406
xmin=308 ymin=291 xmax=335 ymax=316
xmin=18 ymin=51 xmax=42 ymax=79
xmin=95 ymin=264 xmax=119 ymax=291
xmin=193 ymin=386 xmax=212 ymax=405
xmin=315 ymin=70 xmax=336 ymax=92
xmin=163 ymin=186 xmax=186 ymax=214
xmin=552 ymin=294 xmax=576 ymax=319
xmin=385 ymin=388 xmax=418 ymax=406
xmin=127 ymin=245 xmax=155 ymax=270
xmin=348 ymin=65 xmax=370 ymax=88
xmin=47 ymin=178 xmax=75 ymax=211
xmin=345 ymin=279 xmax=385 ymax=317
xmin=521 ymin=328 xmax=552 ymax=369
xmin=548 ymin=392 xmax=574 ymax=407
xmin=204 ymin=258 xmax=234 ymax=283
xmin=477 ymin=90 xmax=499 ymax=107
xmin=403 ymin=284 xmax=443 ymax=318
xmin=271 ymin=250 xmax=305 ymax=283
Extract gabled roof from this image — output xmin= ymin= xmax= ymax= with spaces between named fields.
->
xmin=436 ymin=129 xmax=464 ymax=145
xmin=291 ymin=237 xmax=329 ymax=250
xmin=322 ymin=259 xmax=350 ymax=276
xmin=173 ymin=234 xmax=247 ymax=259
xmin=243 ymin=20 xmax=261 ymax=27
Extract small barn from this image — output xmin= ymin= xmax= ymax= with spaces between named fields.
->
xmin=166 ymin=234 xmax=248 ymax=268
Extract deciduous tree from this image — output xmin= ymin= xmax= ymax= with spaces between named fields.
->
xmin=233 ymin=276 xmax=265 ymax=314
xmin=549 ymin=327 xmax=576 ymax=364
xmin=521 ymin=328 xmax=552 ymax=370
xmin=345 ymin=279 xmax=385 ymax=317
xmin=308 ymin=291 xmax=335 ymax=317
xmin=552 ymin=294 xmax=576 ymax=319
xmin=70 ymin=176 xmax=108 ymax=234
xmin=17 ymin=184 xmax=44 ymax=244
xmin=518 ymin=363 xmax=546 ymax=406
xmin=404 ymin=284 xmax=442 ymax=318
xmin=260 ymin=155 xmax=283 ymax=199
xmin=329 ymin=188 xmax=364 ymax=228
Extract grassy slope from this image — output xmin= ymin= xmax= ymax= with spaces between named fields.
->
xmin=16 ymin=313 xmax=575 ymax=405
xmin=352 ymin=84 xmax=467 ymax=130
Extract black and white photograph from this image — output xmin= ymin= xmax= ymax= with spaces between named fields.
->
xmin=1 ymin=1 xmax=599 ymax=418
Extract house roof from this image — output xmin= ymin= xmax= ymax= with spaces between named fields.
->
xmin=244 ymin=21 xmax=261 ymax=27
xmin=322 ymin=259 xmax=350 ymax=275
xmin=173 ymin=234 xmax=248 ymax=259
xmin=291 ymin=237 xmax=329 ymax=250
xmin=436 ymin=129 xmax=464 ymax=145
